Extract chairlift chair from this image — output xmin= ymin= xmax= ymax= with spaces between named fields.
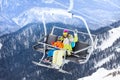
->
xmin=32 ymin=26 xmax=96 ymax=73
xmin=32 ymin=11 xmax=97 ymax=73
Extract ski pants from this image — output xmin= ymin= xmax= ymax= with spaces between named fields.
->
xmin=52 ymin=50 xmax=66 ymax=67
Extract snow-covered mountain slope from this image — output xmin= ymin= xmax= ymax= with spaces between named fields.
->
xmin=98 ymin=26 xmax=120 ymax=50
xmin=77 ymin=24 xmax=120 ymax=79
xmin=78 ymin=68 xmax=120 ymax=80
xmin=0 ymin=23 xmax=81 ymax=80
xmin=0 ymin=14 xmax=20 ymax=36
xmin=91 ymin=26 xmax=120 ymax=69
xmin=0 ymin=21 xmax=120 ymax=80
xmin=12 ymin=7 xmax=81 ymax=27
xmin=94 ymin=54 xmax=115 ymax=68
xmin=1 ymin=0 xmax=120 ymax=30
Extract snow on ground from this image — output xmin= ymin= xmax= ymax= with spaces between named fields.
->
xmin=116 ymin=47 xmax=120 ymax=52
xmin=94 ymin=54 xmax=115 ymax=68
xmin=0 ymin=15 xmax=20 ymax=36
xmin=12 ymin=7 xmax=81 ymax=27
xmin=78 ymin=68 xmax=120 ymax=80
xmin=0 ymin=43 xmax=2 ymax=49
xmin=98 ymin=26 xmax=120 ymax=50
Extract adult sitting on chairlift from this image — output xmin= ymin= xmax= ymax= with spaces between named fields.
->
xmin=44 ymin=29 xmax=78 ymax=68
xmin=52 ymin=29 xmax=78 ymax=68
xmin=59 ymin=29 xmax=78 ymax=55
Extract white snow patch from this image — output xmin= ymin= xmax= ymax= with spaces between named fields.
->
xmin=116 ymin=47 xmax=120 ymax=52
xmin=22 ymin=77 xmax=26 ymax=80
xmin=24 ymin=40 xmax=29 ymax=48
xmin=12 ymin=7 xmax=81 ymax=27
xmin=94 ymin=54 xmax=114 ymax=68
xmin=13 ymin=45 xmax=16 ymax=50
xmin=78 ymin=68 xmax=120 ymax=80
xmin=42 ymin=0 xmax=54 ymax=3
xmin=98 ymin=27 xmax=120 ymax=50
xmin=0 ymin=43 xmax=2 ymax=49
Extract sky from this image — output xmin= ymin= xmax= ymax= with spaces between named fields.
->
xmin=0 ymin=0 xmax=120 ymax=29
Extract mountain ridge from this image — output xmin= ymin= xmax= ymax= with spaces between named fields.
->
xmin=0 ymin=22 xmax=120 ymax=80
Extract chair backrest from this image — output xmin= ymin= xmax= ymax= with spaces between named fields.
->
xmin=72 ymin=41 xmax=89 ymax=54
xmin=46 ymin=35 xmax=58 ymax=44
xmin=73 ymin=42 xmax=89 ymax=56
xmin=66 ymin=41 xmax=90 ymax=64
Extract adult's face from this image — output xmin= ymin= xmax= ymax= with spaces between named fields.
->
xmin=63 ymin=32 xmax=68 ymax=37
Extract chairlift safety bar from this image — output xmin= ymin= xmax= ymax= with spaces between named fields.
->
xmin=51 ymin=26 xmax=96 ymax=37
xmin=37 ymin=41 xmax=92 ymax=55
xmin=73 ymin=46 xmax=92 ymax=54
